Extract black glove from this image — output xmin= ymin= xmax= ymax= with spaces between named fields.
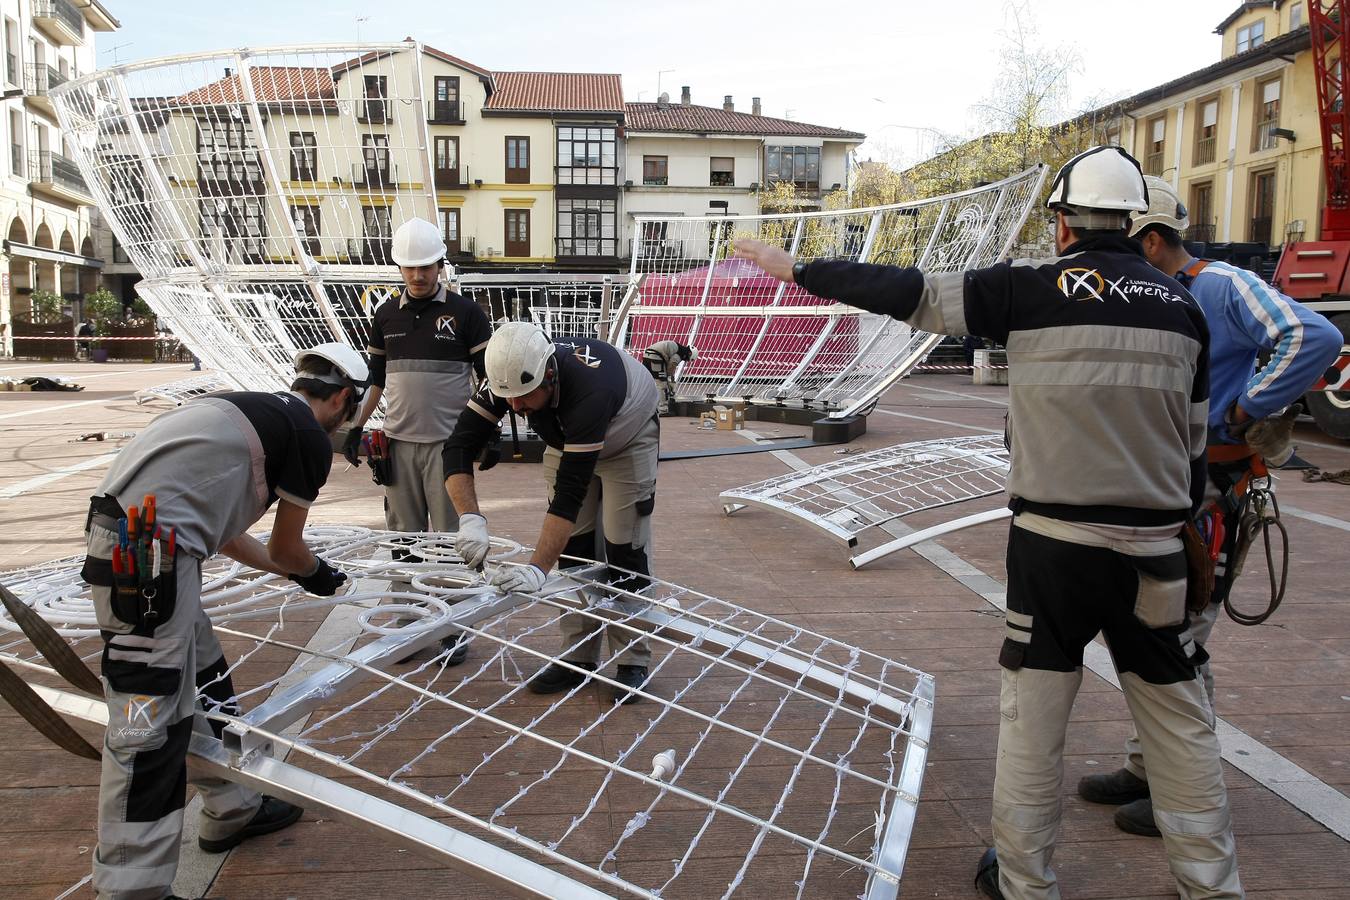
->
xmin=290 ymin=558 xmax=347 ymax=596
xmin=341 ymin=428 xmax=363 ymax=467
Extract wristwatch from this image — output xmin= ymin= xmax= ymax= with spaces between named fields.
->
xmin=791 ymin=260 xmax=809 ymax=287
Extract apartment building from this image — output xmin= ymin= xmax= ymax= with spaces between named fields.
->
xmin=1109 ymin=0 xmax=1317 ymax=247
xmin=624 ymin=87 xmax=863 ymax=259
xmin=0 ymin=0 xmax=117 ymax=349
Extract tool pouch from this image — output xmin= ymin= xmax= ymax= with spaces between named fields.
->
xmin=370 ymin=454 xmax=394 ymax=487
xmin=1180 ymin=520 xmax=1214 ymax=614
xmin=81 ymin=555 xmax=178 ymax=636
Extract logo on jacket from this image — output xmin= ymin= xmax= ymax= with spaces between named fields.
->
xmin=1058 ymin=267 xmax=1112 ymax=302
xmin=434 ymin=315 xmax=457 ymax=341
xmin=573 ymin=345 xmax=601 ymax=368
xmin=126 ymin=695 xmax=158 ymax=728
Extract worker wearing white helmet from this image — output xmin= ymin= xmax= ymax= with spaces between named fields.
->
xmin=736 ymin=146 xmax=1241 ymax=899
xmin=82 ymin=344 xmax=366 ymax=899
xmin=1078 ymin=176 xmax=1340 ymax=838
xmin=443 ymin=322 xmax=661 ymax=704
xmin=343 ymin=217 xmax=492 ymax=665
xmin=641 ymin=339 xmax=697 ymax=415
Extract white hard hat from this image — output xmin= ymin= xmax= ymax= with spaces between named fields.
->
xmin=391 ymin=217 xmax=445 ymax=267
xmin=1130 ymin=176 xmax=1190 ymax=236
xmin=684 ymin=345 xmax=698 ymax=362
xmin=1046 ymin=146 xmax=1149 ymax=216
xmin=484 ymin=322 xmax=555 ymax=398
xmin=294 ymin=342 xmax=370 ymax=403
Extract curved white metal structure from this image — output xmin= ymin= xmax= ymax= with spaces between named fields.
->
xmin=1 ymin=528 xmax=934 ymax=897
xmin=613 ymin=169 xmax=1046 ymax=417
xmin=50 ymin=45 xmax=1043 ymax=412
xmin=720 ymin=435 xmax=1010 ymax=564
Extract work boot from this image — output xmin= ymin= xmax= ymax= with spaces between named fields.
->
xmin=1077 ymin=767 xmax=1150 ymax=805
xmin=198 ymin=796 xmax=303 ymax=853
xmin=527 ymin=661 xmax=595 ymax=694
xmin=612 ymin=665 xmax=649 ymax=705
xmin=441 ymin=632 xmax=469 ymax=666
xmin=1114 ymin=797 xmax=1161 ymax=837
xmin=974 ymin=847 xmax=1004 ymax=899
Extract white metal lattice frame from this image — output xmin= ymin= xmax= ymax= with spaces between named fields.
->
xmin=1 ymin=527 xmax=934 ymax=898
xmin=52 ymin=48 xmax=1043 ymax=414
xmin=133 ymin=373 xmax=232 ymax=406
xmin=613 ymin=168 xmax=1047 ymax=418
xmin=720 ymin=435 xmax=1009 ymax=559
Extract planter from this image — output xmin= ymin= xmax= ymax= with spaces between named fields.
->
xmin=104 ymin=319 xmax=156 ymax=361
xmin=91 ymin=347 xmax=110 ymax=363
xmin=11 ymin=312 xmax=76 ymax=360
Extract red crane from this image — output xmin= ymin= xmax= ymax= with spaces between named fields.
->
xmin=1272 ymin=0 xmax=1350 ymax=436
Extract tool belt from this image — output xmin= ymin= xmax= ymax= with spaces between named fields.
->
xmin=81 ymin=494 xmax=180 ymax=635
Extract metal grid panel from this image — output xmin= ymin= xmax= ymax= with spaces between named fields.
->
xmin=133 ymin=373 xmax=232 ymax=406
xmin=720 ymin=435 xmax=1009 ymax=545
xmin=1 ymin=528 xmax=933 ymax=898
xmin=613 ymin=168 xmax=1046 ymax=418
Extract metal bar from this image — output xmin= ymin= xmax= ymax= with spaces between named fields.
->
xmin=605 ymin=273 xmax=645 ymax=346
xmin=837 ymin=332 xmax=946 ymax=418
xmin=235 ymin=52 xmax=347 ymax=345
xmin=864 ymin=673 xmax=934 ymax=899
xmin=409 ymin=43 xmax=440 ymax=226
xmin=681 ymin=220 xmax=724 ymax=367
xmin=850 ymin=507 xmax=1013 ymax=570
xmin=723 ymin=217 xmax=806 ymax=395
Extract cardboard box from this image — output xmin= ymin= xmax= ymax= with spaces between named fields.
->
xmin=700 ymin=404 xmax=745 ymax=431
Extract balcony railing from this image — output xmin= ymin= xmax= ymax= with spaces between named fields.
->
xmin=356 ymin=97 xmax=390 ymax=124
xmin=351 ymin=162 xmax=397 ymax=188
xmin=641 ymin=176 xmax=668 ymax=186
xmin=433 ymin=167 xmax=465 ymax=189
xmin=556 ymin=237 xmax=618 ymax=258
xmin=30 ymin=149 xmax=89 ymax=197
xmin=1185 ymin=223 xmax=1216 ymax=244
xmin=426 ymin=99 xmax=465 ymax=124
xmin=1194 ymin=135 xmax=1216 ymax=166
xmin=1255 ymin=119 xmax=1280 ymax=151
xmin=197 ymin=156 xmax=265 ymax=195
xmin=32 ymin=0 xmax=84 ymax=42
xmin=629 ymin=238 xmax=682 ymax=259
xmin=24 ymin=62 xmax=67 ymax=97
xmin=1250 ymin=216 xmax=1273 ymax=244
xmin=347 ymin=237 xmax=393 ymax=265
xmin=1144 ymin=151 xmax=1165 ymax=176
xmin=445 ymin=235 xmax=474 ymax=258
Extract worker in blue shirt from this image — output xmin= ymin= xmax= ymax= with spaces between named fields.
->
xmin=1079 ymin=176 xmax=1342 ymax=837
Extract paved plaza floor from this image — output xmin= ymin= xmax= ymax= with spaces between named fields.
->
xmin=1 ymin=361 xmax=1348 ymax=898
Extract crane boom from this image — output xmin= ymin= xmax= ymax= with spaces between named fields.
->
xmin=1311 ymin=0 xmax=1350 ymax=238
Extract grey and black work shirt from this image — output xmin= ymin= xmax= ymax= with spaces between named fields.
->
xmin=366 ymin=283 xmax=492 ymax=443
xmin=797 ymin=234 xmax=1210 ymax=526
xmin=443 ymin=338 xmax=659 ymax=521
xmin=94 ymin=392 xmax=333 ymax=558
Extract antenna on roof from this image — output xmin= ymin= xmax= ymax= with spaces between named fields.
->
xmin=100 ymin=42 xmax=133 ymax=66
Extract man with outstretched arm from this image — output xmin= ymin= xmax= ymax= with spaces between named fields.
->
xmin=736 ymin=147 xmax=1241 ymax=899
xmin=443 ymin=322 xmax=660 ymax=705
xmin=83 ymin=344 xmax=366 ymax=899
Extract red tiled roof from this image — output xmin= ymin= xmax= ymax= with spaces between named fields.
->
xmin=175 ymin=66 xmax=335 ymax=105
xmin=625 ymin=102 xmax=864 ymax=139
xmin=422 ymin=44 xmax=493 ymax=80
xmin=485 ymin=72 xmax=623 ymax=113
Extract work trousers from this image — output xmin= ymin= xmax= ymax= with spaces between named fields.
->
xmin=993 ymin=513 xmax=1241 ymax=900
xmin=542 ymin=417 xmax=658 ymax=668
xmin=86 ymin=520 xmax=259 ymax=900
xmin=383 ymin=437 xmax=459 ymax=535
xmin=1124 ymin=478 xmax=1230 ymax=776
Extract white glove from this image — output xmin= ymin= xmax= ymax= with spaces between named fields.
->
xmin=491 ymin=563 xmax=548 ymax=594
xmin=456 ymin=513 xmax=490 ymax=568
xmin=1245 ymin=409 xmax=1298 ymax=467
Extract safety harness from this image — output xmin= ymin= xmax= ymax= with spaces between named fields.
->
xmin=1183 ymin=259 xmax=1290 ymax=625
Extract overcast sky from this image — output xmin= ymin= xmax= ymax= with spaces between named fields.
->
xmin=102 ymin=0 xmax=1239 ymax=163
